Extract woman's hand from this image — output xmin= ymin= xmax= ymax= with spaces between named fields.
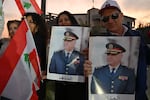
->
xmin=84 ymin=60 xmax=92 ymax=77
xmin=41 ymin=70 xmax=47 ymax=80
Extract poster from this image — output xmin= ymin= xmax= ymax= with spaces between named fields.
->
xmin=89 ymin=36 xmax=140 ymax=100
xmin=47 ymin=26 xmax=90 ymax=82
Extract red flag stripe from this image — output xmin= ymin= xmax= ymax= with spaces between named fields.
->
xmin=15 ymin=0 xmax=42 ymax=15
xmin=15 ymin=0 xmax=26 ymax=15
xmin=30 ymin=0 xmax=43 ymax=15
xmin=0 ymin=20 xmax=27 ymax=94
xmin=29 ymin=49 xmax=41 ymax=86
xmin=30 ymin=83 xmax=38 ymax=100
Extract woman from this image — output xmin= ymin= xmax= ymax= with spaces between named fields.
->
xmin=23 ymin=13 xmax=49 ymax=100
xmin=54 ymin=11 xmax=87 ymax=100
xmin=7 ymin=20 xmax=21 ymax=39
xmin=0 ymin=20 xmax=21 ymax=57
xmin=56 ymin=11 xmax=79 ymax=26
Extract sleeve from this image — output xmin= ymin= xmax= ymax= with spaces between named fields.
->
xmin=125 ymin=69 xmax=135 ymax=94
xmin=91 ymin=75 xmax=96 ymax=94
xmin=49 ymin=52 xmax=56 ymax=73
xmin=135 ymin=30 xmax=148 ymax=100
xmin=77 ymin=53 xmax=85 ymax=75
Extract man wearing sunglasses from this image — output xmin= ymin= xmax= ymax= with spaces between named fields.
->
xmin=84 ymin=0 xmax=149 ymax=99
xmin=99 ymin=0 xmax=125 ymax=36
xmin=91 ymin=42 xmax=135 ymax=94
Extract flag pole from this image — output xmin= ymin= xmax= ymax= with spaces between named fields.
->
xmin=41 ymin=0 xmax=46 ymax=18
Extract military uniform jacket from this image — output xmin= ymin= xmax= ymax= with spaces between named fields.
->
xmin=49 ymin=49 xmax=85 ymax=75
xmin=106 ymin=26 xmax=148 ymax=99
xmin=91 ymin=65 xmax=135 ymax=94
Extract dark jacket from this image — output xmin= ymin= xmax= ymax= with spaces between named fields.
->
xmin=33 ymin=32 xmax=47 ymax=71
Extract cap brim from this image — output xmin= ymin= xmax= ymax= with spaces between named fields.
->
xmin=63 ymin=38 xmax=76 ymax=41
xmin=105 ymin=50 xmax=122 ymax=55
xmin=105 ymin=52 xmax=120 ymax=55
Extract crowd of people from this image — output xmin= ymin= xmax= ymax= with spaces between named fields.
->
xmin=0 ymin=0 xmax=150 ymax=100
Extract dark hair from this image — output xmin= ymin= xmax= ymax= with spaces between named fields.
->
xmin=7 ymin=20 xmax=21 ymax=30
xmin=56 ymin=11 xmax=79 ymax=26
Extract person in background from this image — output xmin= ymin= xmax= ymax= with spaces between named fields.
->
xmin=22 ymin=12 xmax=49 ymax=100
xmin=0 ymin=20 xmax=21 ymax=58
xmin=56 ymin=11 xmax=79 ymax=26
xmin=52 ymin=10 xmax=87 ymax=100
xmin=7 ymin=20 xmax=21 ymax=39
xmin=84 ymin=0 xmax=149 ymax=100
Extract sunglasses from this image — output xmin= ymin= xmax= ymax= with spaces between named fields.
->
xmin=106 ymin=53 xmax=120 ymax=56
xmin=101 ymin=12 xmax=120 ymax=23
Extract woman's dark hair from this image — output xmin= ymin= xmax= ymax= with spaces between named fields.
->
xmin=56 ymin=11 xmax=79 ymax=26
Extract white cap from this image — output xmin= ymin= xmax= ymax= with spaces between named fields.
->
xmin=99 ymin=0 xmax=121 ymax=14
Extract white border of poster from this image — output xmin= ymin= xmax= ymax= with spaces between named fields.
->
xmin=47 ymin=26 xmax=90 ymax=82
xmin=89 ymin=36 xmax=140 ymax=100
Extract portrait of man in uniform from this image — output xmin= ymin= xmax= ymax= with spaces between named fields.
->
xmin=47 ymin=26 xmax=89 ymax=82
xmin=49 ymin=30 xmax=85 ymax=75
xmin=91 ymin=42 xmax=136 ymax=94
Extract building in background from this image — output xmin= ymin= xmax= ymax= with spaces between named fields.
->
xmin=45 ymin=7 xmax=136 ymax=29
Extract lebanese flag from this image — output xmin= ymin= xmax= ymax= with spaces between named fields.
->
xmin=15 ymin=0 xmax=42 ymax=15
xmin=0 ymin=20 xmax=41 ymax=100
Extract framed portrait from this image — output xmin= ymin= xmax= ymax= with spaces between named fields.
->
xmin=89 ymin=36 xmax=140 ymax=100
xmin=47 ymin=26 xmax=90 ymax=82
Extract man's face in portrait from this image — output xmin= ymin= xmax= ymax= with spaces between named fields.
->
xmin=64 ymin=39 xmax=76 ymax=51
xmin=106 ymin=53 xmax=123 ymax=67
xmin=63 ymin=31 xmax=78 ymax=52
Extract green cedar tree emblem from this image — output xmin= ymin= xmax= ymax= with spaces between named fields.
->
xmin=24 ymin=53 xmax=31 ymax=69
xmin=23 ymin=2 xmax=31 ymax=9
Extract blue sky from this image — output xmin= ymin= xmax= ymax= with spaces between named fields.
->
xmin=2 ymin=0 xmax=150 ymax=37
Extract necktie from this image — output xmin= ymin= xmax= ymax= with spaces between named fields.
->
xmin=111 ymin=68 xmax=115 ymax=76
xmin=65 ymin=52 xmax=70 ymax=63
